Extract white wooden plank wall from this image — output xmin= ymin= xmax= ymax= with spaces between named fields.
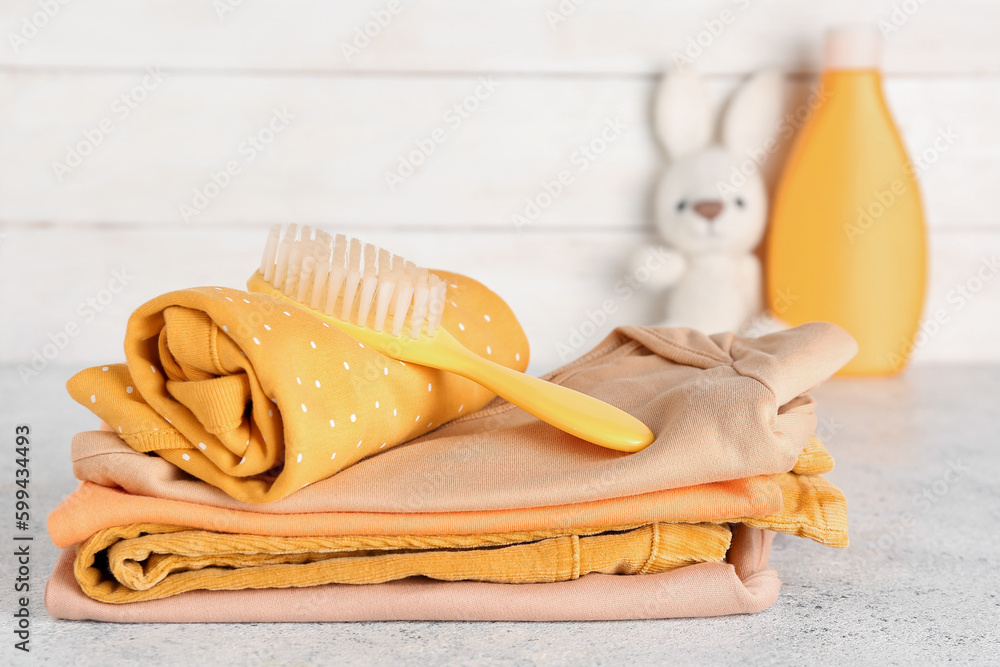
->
xmin=0 ymin=0 xmax=998 ymax=377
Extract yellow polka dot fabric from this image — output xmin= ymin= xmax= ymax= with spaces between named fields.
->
xmin=66 ymin=270 xmax=529 ymax=504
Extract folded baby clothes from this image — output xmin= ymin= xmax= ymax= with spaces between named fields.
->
xmin=45 ymin=525 xmax=781 ymax=622
xmin=49 ymin=321 xmax=857 ymax=621
xmin=65 ymin=272 xmax=528 ymax=503
xmin=47 ymin=432 xmax=847 ymax=610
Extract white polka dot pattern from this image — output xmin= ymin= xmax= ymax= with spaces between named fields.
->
xmin=66 ymin=269 xmax=530 ymax=504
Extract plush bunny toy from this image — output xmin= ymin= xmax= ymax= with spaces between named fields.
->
xmin=637 ymin=66 xmax=785 ymax=334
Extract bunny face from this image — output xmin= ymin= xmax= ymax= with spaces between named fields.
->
xmin=655 ymin=147 xmax=767 ymax=254
xmin=652 ymin=66 xmax=784 ymax=254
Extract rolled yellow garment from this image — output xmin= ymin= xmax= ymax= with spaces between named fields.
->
xmin=73 ymin=522 xmax=733 ymax=604
xmin=67 ymin=271 xmax=529 ymax=503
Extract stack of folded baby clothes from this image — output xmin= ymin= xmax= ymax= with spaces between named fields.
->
xmin=45 ymin=267 xmax=857 ymax=622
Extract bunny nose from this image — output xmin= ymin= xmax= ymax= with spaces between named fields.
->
xmin=692 ymin=200 xmax=724 ymax=221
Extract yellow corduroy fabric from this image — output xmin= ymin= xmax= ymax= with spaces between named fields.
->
xmin=724 ymin=438 xmax=848 ymax=548
xmin=74 ymin=522 xmax=733 ymax=604
xmin=792 ymin=437 xmax=836 ymax=476
xmin=66 ymin=271 xmax=529 ymax=504
xmin=740 ymin=472 xmax=849 ymax=548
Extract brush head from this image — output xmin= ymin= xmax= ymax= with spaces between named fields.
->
xmin=258 ymin=224 xmax=448 ymax=338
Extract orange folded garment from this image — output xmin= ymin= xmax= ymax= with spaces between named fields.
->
xmin=49 ymin=477 xmax=780 ymax=548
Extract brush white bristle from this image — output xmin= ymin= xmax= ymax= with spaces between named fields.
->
xmin=257 ymin=224 xmax=448 ymax=338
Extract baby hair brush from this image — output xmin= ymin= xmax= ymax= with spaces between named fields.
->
xmin=249 ymin=224 xmax=654 ymax=453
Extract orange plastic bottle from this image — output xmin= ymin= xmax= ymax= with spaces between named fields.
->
xmin=766 ymin=26 xmax=927 ymax=376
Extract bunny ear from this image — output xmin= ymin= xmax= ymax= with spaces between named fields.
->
xmin=722 ymin=69 xmax=786 ymax=157
xmin=654 ymin=65 xmax=712 ymax=159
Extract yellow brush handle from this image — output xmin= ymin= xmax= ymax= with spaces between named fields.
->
xmin=249 ymin=273 xmax=655 ymax=453
xmin=432 ymin=333 xmax=654 ymax=452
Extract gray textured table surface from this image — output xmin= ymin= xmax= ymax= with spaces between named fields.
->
xmin=0 ymin=363 xmax=998 ymax=666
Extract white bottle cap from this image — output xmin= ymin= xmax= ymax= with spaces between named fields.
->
xmin=823 ymin=25 xmax=882 ymax=70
